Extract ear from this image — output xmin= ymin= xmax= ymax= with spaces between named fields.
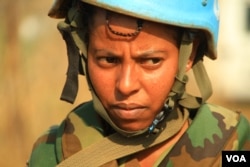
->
xmin=186 ymin=38 xmax=200 ymax=72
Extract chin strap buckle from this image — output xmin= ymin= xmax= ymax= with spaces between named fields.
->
xmin=148 ymin=103 xmax=172 ymax=134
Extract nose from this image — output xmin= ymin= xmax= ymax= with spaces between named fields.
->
xmin=115 ymin=64 xmax=140 ymax=97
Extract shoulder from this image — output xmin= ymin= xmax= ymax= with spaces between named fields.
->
xmin=163 ymin=104 xmax=250 ymax=167
xmin=28 ymin=101 xmax=104 ymax=166
xmin=27 ymin=125 xmax=59 ymax=167
xmin=65 ymin=101 xmax=106 ymax=134
xmin=195 ymin=103 xmax=250 ymax=150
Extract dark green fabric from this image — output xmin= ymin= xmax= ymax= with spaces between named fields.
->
xmin=28 ymin=127 xmax=59 ymax=167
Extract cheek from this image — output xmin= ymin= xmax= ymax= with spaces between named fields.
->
xmin=146 ymin=61 xmax=178 ymax=102
xmin=88 ymin=59 xmax=113 ymax=98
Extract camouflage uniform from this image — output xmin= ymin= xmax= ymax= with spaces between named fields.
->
xmin=28 ymin=101 xmax=250 ymax=167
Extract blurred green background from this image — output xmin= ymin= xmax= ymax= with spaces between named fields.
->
xmin=0 ymin=0 xmax=250 ymax=166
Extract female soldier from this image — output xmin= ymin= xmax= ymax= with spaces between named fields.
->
xmin=28 ymin=0 xmax=250 ymax=166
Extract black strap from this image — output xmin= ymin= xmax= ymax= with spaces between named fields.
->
xmin=57 ymin=22 xmax=80 ymax=103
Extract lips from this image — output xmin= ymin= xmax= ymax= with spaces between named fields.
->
xmin=109 ymin=103 xmax=147 ymax=120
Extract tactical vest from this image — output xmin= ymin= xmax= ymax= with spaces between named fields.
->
xmin=27 ymin=101 xmax=250 ymax=167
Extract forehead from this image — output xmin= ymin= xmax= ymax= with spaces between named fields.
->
xmin=90 ymin=8 xmax=181 ymax=41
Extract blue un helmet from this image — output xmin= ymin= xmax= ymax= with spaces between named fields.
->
xmin=49 ymin=0 xmax=219 ymax=59
xmin=48 ymin=0 xmax=220 ymax=136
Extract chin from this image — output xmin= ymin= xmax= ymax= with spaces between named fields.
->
xmin=116 ymin=121 xmax=150 ymax=132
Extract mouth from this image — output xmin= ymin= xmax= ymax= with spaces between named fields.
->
xmin=109 ymin=103 xmax=147 ymax=119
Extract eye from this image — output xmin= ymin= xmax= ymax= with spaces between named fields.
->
xmin=139 ymin=57 xmax=161 ymax=65
xmin=96 ymin=56 xmax=120 ymax=68
xmin=137 ymin=57 xmax=163 ymax=70
xmin=105 ymin=57 xmax=119 ymax=63
xmin=148 ymin=58 xmax=161 ymax=64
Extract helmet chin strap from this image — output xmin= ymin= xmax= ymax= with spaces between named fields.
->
xmin=170 ymin=31 xmax=213 ymax=109
xmin=58 ymin=7 xmax=212 ymax=137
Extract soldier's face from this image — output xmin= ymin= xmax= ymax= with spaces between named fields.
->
xmin=88 ymin=9 xmax=180 ymax=131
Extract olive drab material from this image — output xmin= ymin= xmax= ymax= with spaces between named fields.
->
xmin=27 ymin=102 xmax=250 ymax=167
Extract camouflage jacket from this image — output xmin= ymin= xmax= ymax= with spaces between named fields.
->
xmin=28 ymin=101 xmax=250 ymax=167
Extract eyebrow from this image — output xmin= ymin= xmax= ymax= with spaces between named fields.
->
xmin=93 ymin=49 xmax=118 ymax=57
xmin=137 ymin=50 xmax=167 ymax=57
xmin=93 ymin=49 xmax=168 ymax=58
